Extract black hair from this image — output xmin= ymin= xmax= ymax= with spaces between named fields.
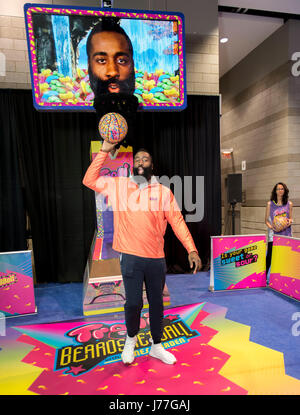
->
xmin=270 ymin=182 xmax=289 ymax=205
xmin=86 ymin=17 xmax=133 ymax=61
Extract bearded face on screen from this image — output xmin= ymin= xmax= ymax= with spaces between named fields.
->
xmin=87 ymin=21 xmax=135 ymax=98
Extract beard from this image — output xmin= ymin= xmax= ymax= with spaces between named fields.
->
xmin=88 ymin=67 xmax=136 ymax=98
xmin=133 ymin=165 xmax=153 ymax=182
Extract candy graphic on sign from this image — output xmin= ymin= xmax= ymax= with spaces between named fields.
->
xmin=0 ymin=251 xmax=36 ymax=317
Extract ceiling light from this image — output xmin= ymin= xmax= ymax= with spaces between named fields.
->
xmin=220 ymin=37 xmax=228 ymax=43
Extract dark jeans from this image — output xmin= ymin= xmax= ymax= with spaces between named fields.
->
xmin=120 ymin=253 xmax=166 ymax=344
xmin=266 ymin=241 xmax=273 ymax=274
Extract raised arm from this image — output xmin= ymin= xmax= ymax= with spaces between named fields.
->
xmin=82 ymin=140 xmax=118 ymax=194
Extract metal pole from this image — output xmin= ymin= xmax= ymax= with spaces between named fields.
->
xmin=231 ymin=201 xmax=236 ymax=235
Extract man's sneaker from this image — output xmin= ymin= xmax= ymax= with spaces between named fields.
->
xmin=121 ymin=335 xmax=137 ymax=364
xmin=149 ymin=343 xmax=177 ymax=364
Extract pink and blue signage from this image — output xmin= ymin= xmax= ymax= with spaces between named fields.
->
xmin=0 ymin=251 xmax=36 ymax=317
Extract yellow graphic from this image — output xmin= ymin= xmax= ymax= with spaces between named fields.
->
xmin=204 ymin=308 xmax=300 ymax=394
xmin=271 ymin=245 xmax=300 ymax=280
xmin=0 ymin=337 xmax=42 ymax=395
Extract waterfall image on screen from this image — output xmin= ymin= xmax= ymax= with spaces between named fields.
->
xmin=51 ymin=15 xmax=72 ymax=78
xmin=121 ymin=19 xmax=179 ymax=75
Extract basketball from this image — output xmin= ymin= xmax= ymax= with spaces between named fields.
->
xmin=98 ymin=112 xmax=128 ymax=144
xmin=272 ymin=215 xmax=289 ymax=232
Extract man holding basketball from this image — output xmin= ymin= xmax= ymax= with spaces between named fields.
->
xmin=83 ymin=139 xmax=201 ymax=365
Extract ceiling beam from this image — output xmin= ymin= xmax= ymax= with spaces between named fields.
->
xmin=218 ymin=5 xmax=300 ymax=23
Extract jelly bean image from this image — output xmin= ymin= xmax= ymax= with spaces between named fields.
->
xmin=37 ymin=67 xmax=181 ymax=106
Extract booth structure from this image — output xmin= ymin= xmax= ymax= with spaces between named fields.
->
xmin=83 ymin=142 xmax=170 ymax=316
xmin=210 ymin=233 xmax=300 ymax=304
xmin=269 ymin=235 xmax=300 ymax=301
xmin=210 ymin=234 xmax=267 ymax=291
xmin=0 ymin=250 xmax=36 ymax=318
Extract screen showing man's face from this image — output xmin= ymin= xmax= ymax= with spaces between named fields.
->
xmin=88 ymin=31 xmax=135 ymax=96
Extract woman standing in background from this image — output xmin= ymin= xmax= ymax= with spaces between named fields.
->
xmin=265 ymin=182 xmax=293 ymax=276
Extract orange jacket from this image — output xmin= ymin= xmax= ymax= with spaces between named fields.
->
xmin=83 ymin=150 xmax=198 ymax=258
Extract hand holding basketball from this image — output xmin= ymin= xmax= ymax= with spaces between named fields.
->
xmin=272 ymin=216 xmax=289 ymax=232
xmin=101 ymin=139 xmax=118 ymax=153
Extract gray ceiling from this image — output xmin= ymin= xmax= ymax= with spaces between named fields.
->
xmin=218 ymin=0 xmax=300 ymax=76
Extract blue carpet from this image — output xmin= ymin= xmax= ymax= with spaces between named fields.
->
xmin=5 ymin=271 xmax=300 ymax=380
